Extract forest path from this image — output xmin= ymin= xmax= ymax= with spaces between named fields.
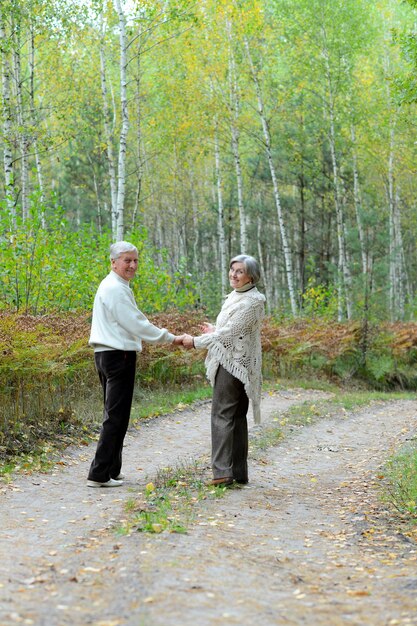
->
xmin=0 ymin=388 xmax=416 ymax=626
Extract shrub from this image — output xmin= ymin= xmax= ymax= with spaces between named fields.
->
xmin=261 ymin=318 xmax=417 ymax=389
xmin=0 ymin=310 xmax=207 ymax=461
xmin=2 ymin=311 xmax=417 ymax=464
xmin=0 ymin=210 xmax=197 ymax=314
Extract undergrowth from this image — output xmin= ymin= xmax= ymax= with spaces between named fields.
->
xmin=262 ymin=318 xmax=417 ymax=390
xmin=384 ymin=443 xmax=417 ymax=522
xmin=1 ymin=311 xmax=417 ymax=470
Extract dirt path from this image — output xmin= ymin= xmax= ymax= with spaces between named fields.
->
xmin=1 ymin=389 xmax=416 ymax=626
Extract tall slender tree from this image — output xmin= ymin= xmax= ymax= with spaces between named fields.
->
xmin=0 ymin=7 xmax=15 ymax=220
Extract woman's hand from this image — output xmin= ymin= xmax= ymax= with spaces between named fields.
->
xmin=173 ymin=333 xmax=194 ymax=348
xmin=182 ymin=334 xmax=195 ymax=349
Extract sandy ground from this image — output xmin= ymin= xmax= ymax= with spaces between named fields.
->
xmin=0 ymin=388 xmax=416 ymax=626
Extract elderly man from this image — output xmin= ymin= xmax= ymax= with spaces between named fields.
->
xmin=87 ymin=241 xmax=184 ymax=487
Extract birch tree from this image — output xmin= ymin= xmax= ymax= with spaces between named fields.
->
xmin=350 ymin=122 xmax=367 ymax=276
xmin=29 ymin=18 xmax=45 ymax=225
xmin=226 ymin=19 xmax=247 ymax=253
xmin=99 ymin=17 xmax=118 ymax=236
xmin=11 ymin=9 xmax=30 ymax=220
xmin=0 ymin=8 xmax=15 ymax=220
xmin=214 ymin=119 xmax=228 ymax=297
xmin=244 ymin=36 xmax=298 ymax=316
xmin=113 ymin=0 xmax=128 ymax=241
xmin=385 ymin=96 xmax=406 ymax=319
xmin=321 ymin=37 xmax=353 ymax=320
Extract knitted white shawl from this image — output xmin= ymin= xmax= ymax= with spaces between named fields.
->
xmin=193 ymin=287 xmax=266 ymax=423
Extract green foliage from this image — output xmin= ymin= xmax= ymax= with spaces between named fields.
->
xmin=0 ymin=205 xmax=197 ymax=314
xmin=2 ymin=309 xmax=417 ymax=469
xmin=301 ymin=280 xmax=339 ymax=319
xmin=131 ymin=386 xmax=211 ymax=421
xmin=365 ymin=353 xmax=396 ymax=383
xmin=3 ymin=0 xmax=417 ymax=322
xmin=0 ymin=309 xmax=206 ymax=464
xmin=0 ymin=312 xmax=96 ymax=460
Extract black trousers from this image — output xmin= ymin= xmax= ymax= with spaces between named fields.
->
xmin=88 ymin=350 xmax=136 ymax=483
xmin=211 ymin=365 xmax=249 ymax=481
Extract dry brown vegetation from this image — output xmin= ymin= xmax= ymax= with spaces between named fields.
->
xmin=1 ymin=311 xmax=417 ymax=463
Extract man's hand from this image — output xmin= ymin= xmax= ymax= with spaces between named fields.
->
xmin=182 ymin=334 xmax=194 ymax=349
xmin=173 ymin=334 xmax=194 ymax=348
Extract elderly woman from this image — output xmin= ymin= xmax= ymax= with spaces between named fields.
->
xmin=184 ymin=254 xmax=266 ymax=486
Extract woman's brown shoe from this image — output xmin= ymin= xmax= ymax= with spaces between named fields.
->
xmin=209 ymin=477 xmax=233 ymax=486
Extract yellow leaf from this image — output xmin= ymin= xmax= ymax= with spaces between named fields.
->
xmin=347 ymin=590 xmax=371 ymax=596
xmin=151 ymin=523 xmax=163 ymax=533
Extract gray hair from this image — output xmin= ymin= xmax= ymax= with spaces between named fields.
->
xmin=230 ymin=254 xmax=261 ymax=284
xmin=110 ymin=241 xmax=138 ymax=260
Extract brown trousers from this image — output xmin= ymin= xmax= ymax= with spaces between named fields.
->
xmin=211 ymin=365 xmax=249 ymax=481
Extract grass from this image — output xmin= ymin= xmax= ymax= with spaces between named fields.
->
xmin=326 ymin=389 xmax=416 ymax=410
xmin=131 ymin=384 xmax=212 ymax=421
xmin=117 ymin=459 xmax=229 ymax=535
xmin=0 ymin=442 xmax=78 ymax=479
xmin=384 ymin=443 xmax=417 ymax=521
xmin=264 ymin=377 xmax=340 ymax=394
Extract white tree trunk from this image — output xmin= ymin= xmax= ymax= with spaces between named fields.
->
xmin=99 ymin=21 xmax=118 ymax=237
xmin=227 ymin=20 xmax=247 ymax=253
xmin=387 ymin=119 xmax=407 ymax=321
xmin=214 ymin=121 xmax=228 ymax=298
xmin=394 ymin=193 xmax=406 ymax=319
xmin=351 ymin=124 xmax=367 ymax=276
xmin=1 ymin=18 xmax=15 ymax=220
xmin=383 ymin=42 xmax=406 ymax=321
xmin=244 ymin=38 xmax=298 ymax=316
xmin=29 ymin=23 xmax=46 ymax=227
xmin=132 ymin=44 xmax=144 ymax=230
xmin=323 ymin=42 xmax=352 ymax=320
xmin=12 ymin=23 xmax=29 ymax=221
xmin=114 ymin=0 xmax=129 ymax=241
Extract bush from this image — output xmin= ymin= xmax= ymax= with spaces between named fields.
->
xmin=385 ymin=446 xmax=417 ymax=519
xmin=2 ymin=311 xmax=417 ymax=464
xmin=261 ymin=318 xmax=417 ymax=389
xmin=0 ymin=310 xmax=207 ymax=461
xmin=0 ymin=312 xmax=95 ymax=459
xmin=0 ymin=210 xmax=197 ymax=314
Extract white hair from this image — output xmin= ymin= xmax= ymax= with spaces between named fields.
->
xmin=230 ymin=254 xmax=261 ymax=284
xmin=110 ymin=241 xmax=138 ymax=260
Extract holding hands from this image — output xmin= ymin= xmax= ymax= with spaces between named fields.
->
xmin=173 ymin=324 xmax=215 ymax=349
xmin=173 ymin=333 xmax=194 ymax=349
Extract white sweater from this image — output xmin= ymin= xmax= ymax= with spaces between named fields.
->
xmin=89 ymin=271 xmax=175 ymax=352
xmin=194 ymin=287 xmax=266 ymax=423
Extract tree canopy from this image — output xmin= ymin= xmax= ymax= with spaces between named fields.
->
xmin=1 ymin=0 xmax=417 ymax=319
